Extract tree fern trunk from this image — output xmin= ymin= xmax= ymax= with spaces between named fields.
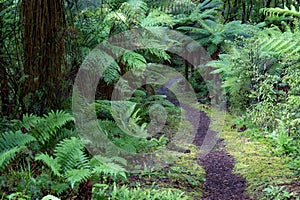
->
xmin=21 ymin=0 xmax=66 ymax=114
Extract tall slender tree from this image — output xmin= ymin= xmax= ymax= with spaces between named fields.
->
xmin=21 ymin=0 xmax=66 ymax=114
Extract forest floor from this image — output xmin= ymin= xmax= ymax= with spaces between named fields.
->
xmin=125 ymin=102 xmax=300 ymax=199
xmin=123 ymin=82 xmax=300 ymax=200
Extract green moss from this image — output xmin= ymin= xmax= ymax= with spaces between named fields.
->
xmin=208 ymin=111 xmax=297 ymax=199
xmin=172 ymin=144 xmax=205 ymax=198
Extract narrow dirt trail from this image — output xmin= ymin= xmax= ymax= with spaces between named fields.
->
xmin=158 ymin=79 xmax=249 ymax=199
xmin=186 ymin=105 xmax=249 ymax=200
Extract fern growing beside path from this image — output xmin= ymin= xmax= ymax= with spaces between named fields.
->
xmin=0 ymin=110 xmax=74 ymax=170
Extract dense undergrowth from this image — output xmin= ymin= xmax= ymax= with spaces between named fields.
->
xmin=1 ymin=0 xmax=300 ymax=199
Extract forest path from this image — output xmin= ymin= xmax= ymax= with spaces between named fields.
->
xmin=187 ymin=104 xmax=249 ymax=200
xmin=157 ymin=78 xmax=249 ymax=200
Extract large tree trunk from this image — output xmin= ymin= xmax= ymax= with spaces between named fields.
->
xmin=21 ymin=0 xmax=66 ymax=114
xmin=0 ymin=2 xmax=9 ymax=116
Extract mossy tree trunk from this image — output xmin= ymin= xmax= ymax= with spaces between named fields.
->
xmin=21 ymin=0 xmax=66 ymax=114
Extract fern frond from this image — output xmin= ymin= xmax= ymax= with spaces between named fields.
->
xmin=30 ymin=110 xmax=75 ymax=144
xmin=118 ymin=0 xmax=148 ymax=25
xmin=103 ymin=62 xmax=120 ymax=84
xmin=143 ymin=47 xmax=171 ymax=62
xmin=261 ymin=5 xmax=300 ymax=18
xmin=256 ymin=28 xmax=300 ymax=59
xmin=54 ymin=137 xmax=90 ymax=171
xmin=98 ymin=120 xmax=120 ymax=136
xmin=0 ymin=146 xmax=26 ymax=169
xmin=191 ymin=0 xmax=222 ymax=21
xmin=120 ymin=51 xmax=147 ymax=76
xmin=35 ymin=153 xmax=61 ymax=176
xmin=64 ymin=169 xmax=92 ymax=189
xmin=141 ymin=9 xmax=174 ymax=27
xmin=108 ymin=101 xmax=147 ymax=138
xmin=0 ymin=130 xmax=36 ymax=151
xmin=146 ymin=0 xmax=195 ymax=14
xmin=92 ymin=162 xmax=127 ymax=180
xmin=22 ymin=113 xmax=42 ymax=130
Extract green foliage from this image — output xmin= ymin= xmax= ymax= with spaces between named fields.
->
xmin=93 ymin=183 xmax=191 ymax=200
xmin=74 ymin=0 xmax=174 ymax=87
xmin=36 ymin=137 xmax=88 ymax=188
xmin=0 ymin=130 xmax=35 ymax=169
xmin=209 ymin=25 xmax=300 ymax=111
xmin=140 ymin=9 xmax=175 ymax=27
xmin=36 ymin=136 xmax=127 ymax=190
xmin=209 ymin=22 xmax=300 ymax=179
xmin=130 ymin=89 xmax=174 ymax=120
xmin=262 ymin=185 xmax=299 ymax=200
xmin=0 ymin=110 xmax=88 ymax=197
xmin=261 ymin=5 xmax=300 ymax=19
xmin=145 ymin=0 xmax=194 ymax=15
xmin=176 ymin=1 xmax=253 ymax=55
xmin=21 ymin=110 xmax=75 ymax=145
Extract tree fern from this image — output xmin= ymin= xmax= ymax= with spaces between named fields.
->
xmin=178 ymin=20 xmax=252 ymax=54
xmin=208 ymin=24 xmax=300 ymax=111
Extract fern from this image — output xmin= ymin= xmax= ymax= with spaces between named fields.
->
xmin=29 ymin=110 xmax=75 ymax=144
xmin=36 ymin=137 xmax=93 ymax=188
xmin=103 ymin=62 xmax=121 ymax=84
xmin=0 ymin=146 xmax=26 ymax=169
xmin=65 ymin=169 xmax=92 ymax=189
xmin=208 ymin=24 xmax=300 ymax=112
xmin=119 ymin=0 xmax=148 ymax=26
xmin=54 ymin=137 xmax=90 ymax=171
xmin=36 ymin=153 xmax=61 ymax=176
xmin=111 ymin=101 xmax=147 ymax=137
xmin=0 ymin=130 xmax=36 ymax=151
xmin=92 ymin=162 xmax=127 ymax=180
xmin=120 ymin=51 xmax=147 ymax=76
xmin=141 ymin=9 xmax=174 ymax=27
xmin=0 ymin=130 xmax=36 ymax=169
xmin=255 ymin=28 xmax=300 ymax=59
xmin=261 ymin=5 xmax=300 ymax=19
xmin=143 ymin=47 xmax=171 ymax=62
xmin=0 ymin=110 xmax=75 ymax=170
xmin=146 ymin=0 xmax=195 ymax=15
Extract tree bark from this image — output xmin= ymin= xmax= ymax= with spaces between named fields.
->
xmin=0 ymin=2 xmax=9 ymax=116
xmin=21 ymin=0 xmax=66 ymax=114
